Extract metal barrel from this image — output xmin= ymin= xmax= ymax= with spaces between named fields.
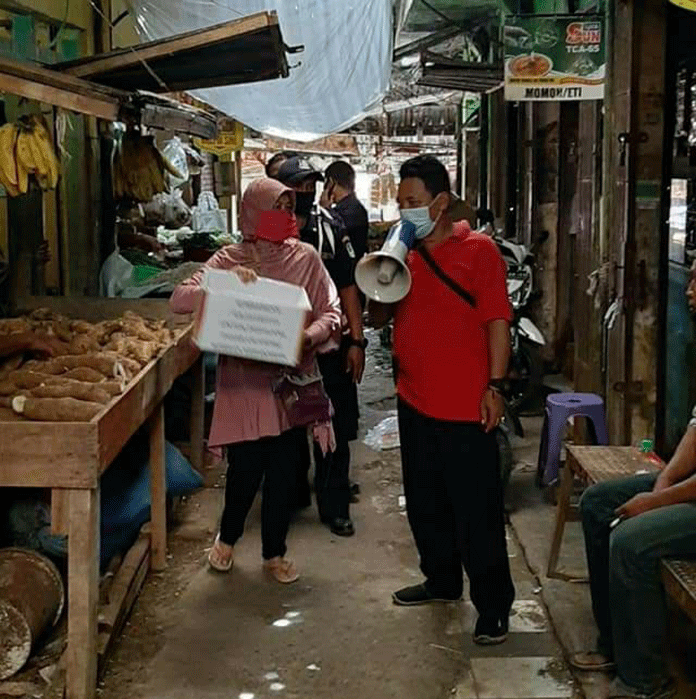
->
xmin=0 ymin=548 xmax=65 ymax=679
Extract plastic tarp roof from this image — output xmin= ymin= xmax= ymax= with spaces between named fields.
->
xmin=127 ymin=1 xmax=393 ymax=141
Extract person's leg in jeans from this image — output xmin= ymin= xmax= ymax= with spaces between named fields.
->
xmin=608 ymin=502 xmax=696 ymax=693
xmin=219 ymin=438 xmax=270 ymax=547
xmin=447 ymin=424 xmax=515 ymax=621
xmin=579 ymin=475 xmax=658 ymax=658
xmin=260 ymin=430 xmax=299 ymax=560
xmin=398 ymin=399 xmax=463 ymax=599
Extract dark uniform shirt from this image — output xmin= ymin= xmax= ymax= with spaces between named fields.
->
xmin=300 ymin=206 xmax=359 ymax=441
xmin=300 ymin=206 xmax=355 ymax=290
xmin=333 ymin=193 xmax=369 ymax=262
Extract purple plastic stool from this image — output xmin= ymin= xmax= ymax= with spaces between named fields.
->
xmin=537 ymin=393 xmax=608 ymax=486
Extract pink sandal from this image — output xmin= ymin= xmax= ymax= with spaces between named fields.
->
xmin=208 ymin=534 xmax=234 ymax=572
xmin=263 ymin=557 xmax=299 ymax=584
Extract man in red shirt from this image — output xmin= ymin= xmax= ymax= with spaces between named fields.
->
xmin=370 ymin=155 xmax=515 ymax=645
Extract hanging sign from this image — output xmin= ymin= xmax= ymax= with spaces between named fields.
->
xmin=669 ymin=0 xmax=696 ymax=10
xmin=504 ymin=15 xmax=605 ymax=101
xmin=194 ymin=121 xmax=244 ymax=156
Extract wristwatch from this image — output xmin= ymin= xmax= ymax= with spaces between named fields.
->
xmin=347 ymin=337 xmax=368 ymax=350
xmin=488 ymin=378 xmax=509 ymax=395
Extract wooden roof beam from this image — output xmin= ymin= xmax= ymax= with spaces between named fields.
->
xmin=0 ymin=56 xmax=124 ymax=121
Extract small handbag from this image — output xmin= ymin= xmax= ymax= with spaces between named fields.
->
xmin=273 ymin=372 xmax=334 ymax=427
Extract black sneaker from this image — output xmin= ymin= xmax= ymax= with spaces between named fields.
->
xmin=474 ymin=616 xmax=509 ymax=645
xmin=392 ymin=584 xmax=461 ymax=606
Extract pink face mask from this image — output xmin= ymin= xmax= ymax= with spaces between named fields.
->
xmin=255 ymin=210 xmax=299 ymax=242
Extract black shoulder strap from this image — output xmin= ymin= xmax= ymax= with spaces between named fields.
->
xmin=416 ymin=245 xmax=477 ymax=309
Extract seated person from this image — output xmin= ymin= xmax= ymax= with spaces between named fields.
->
xmin=572 ymin=263 xmax=696 ymax=699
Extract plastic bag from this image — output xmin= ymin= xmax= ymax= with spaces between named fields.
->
xmin=99 ymin=249 xmax=134 ymax=297
xmin=192 ymin=191 xmax=228 ymax=234
xmin=161 ymin=136 xmax=189 ymax=189
xmin=364 ymin=413 xmax=400 ymax=451
xmin=142 ymin=190 xmax=192 ymax=228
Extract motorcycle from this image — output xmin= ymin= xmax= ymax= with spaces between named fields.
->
xmin=494 ymin=235 xmax=546 ymax=417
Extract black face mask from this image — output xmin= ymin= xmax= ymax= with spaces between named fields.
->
xmin=295 ymin=191 xmax=315 ymax=218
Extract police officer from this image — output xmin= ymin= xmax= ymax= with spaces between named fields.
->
xmin=276 ymin=156 xmax=366 ymax=538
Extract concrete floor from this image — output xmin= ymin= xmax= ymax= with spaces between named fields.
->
xmin=99 ymin=334 xmax=695 ymax=699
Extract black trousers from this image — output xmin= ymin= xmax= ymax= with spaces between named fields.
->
xmin=294 ymin=411 xmax=353 ymax=521
xmin=220 ymin=430 xmax=298 ymax=560
xmin=398 ymin=398 xmax=515 ymax=617
xmin=296 ymin=342 xmax=359 ymax=520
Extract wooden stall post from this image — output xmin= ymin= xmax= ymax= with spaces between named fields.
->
xmin=51 ymin=489 xmax=69 ymax=535
xmin=67 ymin=488 xmax=100 ymax=699
xmin=149 ymin=402 xmax=167 ymax=571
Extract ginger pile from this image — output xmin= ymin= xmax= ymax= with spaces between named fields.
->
xmin=0 ymin=309 xmax=179 ymax=422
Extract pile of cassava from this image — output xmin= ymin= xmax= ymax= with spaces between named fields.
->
xmin=0 ymin=309 xmax=179 ymax=422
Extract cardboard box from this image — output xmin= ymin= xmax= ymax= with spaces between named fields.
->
xmin=193 ymin=269 xmax=311 ymax=366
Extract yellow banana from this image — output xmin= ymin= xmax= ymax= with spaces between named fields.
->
xmin=15 ymin=147 xmax=29 ymax=194
xmin=29 ymin=117 xmax=60 ymax=188
xmin=0 ymin=123 xmax=18 ymax=187
xmin=15 ymin=130 xmax=36 ymax=175
xmin=27 ymin=130 xmax=50 ymax=180
xmin=0 ymin=161 xmax=19 ymax=197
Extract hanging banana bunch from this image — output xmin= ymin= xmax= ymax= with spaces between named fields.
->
xmin=112 ymin=128 xmax=183 ymax=203
xmin=0 ymin=115 xmax=61 ymax=197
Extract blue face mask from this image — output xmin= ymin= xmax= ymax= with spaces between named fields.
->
xmin=400 ymin=206 xmax=435 ymax=240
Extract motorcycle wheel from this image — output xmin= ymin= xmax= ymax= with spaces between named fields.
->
xmin=496 ymin=425 xmax=514 ymax=494
xmin=508 ymin=338 xmax=543 ymax=414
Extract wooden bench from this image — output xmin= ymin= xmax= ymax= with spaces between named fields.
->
xmin=547 ymin=445 xmax=659 ymax=581
xmin=662 ymin=559 xmax=696 ymax=625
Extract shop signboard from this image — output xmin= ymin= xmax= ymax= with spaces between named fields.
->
xmin=194 ymin=121 xmax=244 ymax=156
xmin=504 ymin=15 xmax=605 ymax=101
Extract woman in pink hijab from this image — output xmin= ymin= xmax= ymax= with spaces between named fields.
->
xmin=171 ymin=178 xmax=341 ymax=583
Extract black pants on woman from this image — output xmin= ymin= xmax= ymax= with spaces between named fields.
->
xmin=219 ymin=430 xmax=298 ymax=560
xmin=398 ymin=398 xmax=515 ymax=617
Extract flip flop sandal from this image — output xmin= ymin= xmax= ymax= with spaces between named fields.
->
xmin=570 ymin=651 xmax=616 ymax=672
xmin=263 ymin=557 xmax=299 ymax=584
xmin=208 ymin=534 xmax=233 ymax=572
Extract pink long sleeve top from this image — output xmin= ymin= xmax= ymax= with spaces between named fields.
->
xmin=170 ymin=240 xmax=341 ymax=448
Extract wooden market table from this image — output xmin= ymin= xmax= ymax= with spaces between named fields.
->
xmin=0 ymin=298 xmax=204 ymax=699
xmin=547 ymin=445 xmax=660 ymax=581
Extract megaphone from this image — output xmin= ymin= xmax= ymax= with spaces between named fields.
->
xmin=355 ymin=221 xmax=415 ymax=303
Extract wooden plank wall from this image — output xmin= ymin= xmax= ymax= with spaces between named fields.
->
xmin=573 ymin=102 xmax=604 ymax=397
xmin=556 ymin=102 xmax=579 ymax=378
xmin=0 ymin=7 xmax=102 ymax=302
xmin=604 ymin=0 xmax=667 ymax=444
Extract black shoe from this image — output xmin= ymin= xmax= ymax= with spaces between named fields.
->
xmin=392 ymin=583 xmax=461 ymax=606
xmin=473 ymin=616 xmax=509 ymax=646
xmin=325 ymin=517 xmax=355 ymax=537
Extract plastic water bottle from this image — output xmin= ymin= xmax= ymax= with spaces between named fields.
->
xmin=639 ymin=439 xmax=664 ymax=468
